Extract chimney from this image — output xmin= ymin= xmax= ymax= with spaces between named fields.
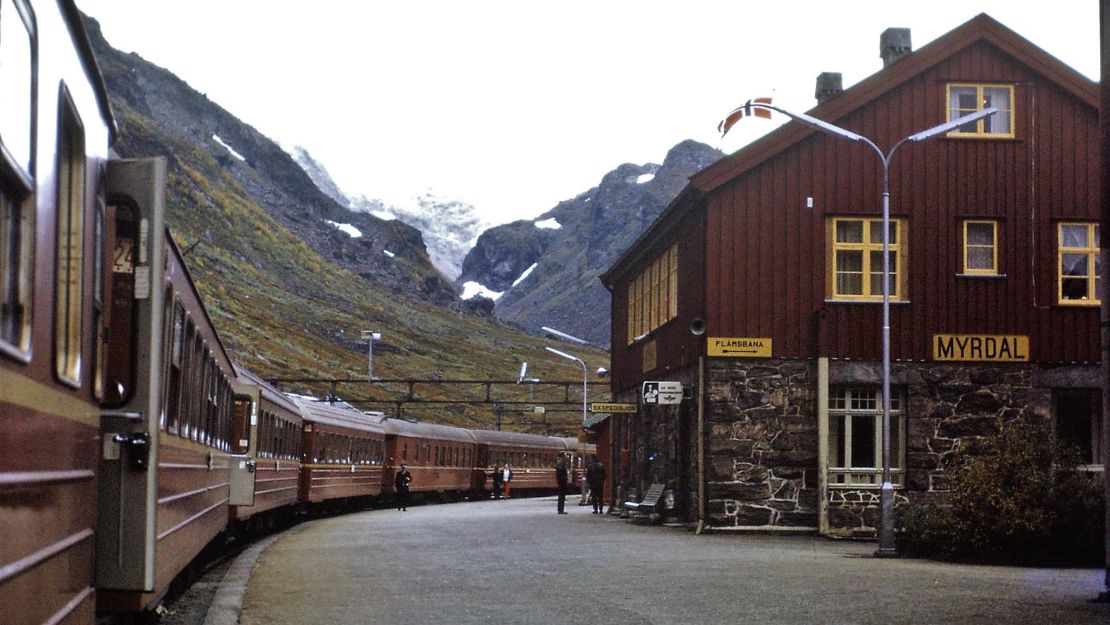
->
xmin=880 ymin=27 xmax=912 ymax=66
xmin=815 ymin=72 xmax=843 ymax=105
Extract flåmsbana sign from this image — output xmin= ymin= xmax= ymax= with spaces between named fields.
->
xmin=932 ymin=334 xmax=1029 ymax=362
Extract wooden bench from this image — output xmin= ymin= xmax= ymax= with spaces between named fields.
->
xmin=623 ymin=483 xmax=665 ymax=514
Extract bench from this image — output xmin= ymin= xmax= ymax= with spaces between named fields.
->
xmin=623 ymin=483 xmax=665 ymax=514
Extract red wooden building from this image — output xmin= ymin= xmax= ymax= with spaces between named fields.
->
xmin=600 ymin=14 xmax=1102 ymax=536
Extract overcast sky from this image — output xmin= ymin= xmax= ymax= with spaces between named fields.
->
xmin=76 ymin=1 xmax=1099 ymax=226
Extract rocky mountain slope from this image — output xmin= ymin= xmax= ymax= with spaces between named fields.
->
xmin=458 ymin=140 xmax=724 ymax=346
xmin=89 ymin=20 xmax=459 ymax=308
xmin=292 ymin=148 xmax=486 ymax=282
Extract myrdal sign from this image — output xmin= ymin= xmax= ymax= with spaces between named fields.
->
xmin=932 ymin=334 xmax=1029 ymax=362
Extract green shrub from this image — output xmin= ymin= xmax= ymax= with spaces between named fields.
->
xmin=898 ymin=420 xmax=1104 ymax=565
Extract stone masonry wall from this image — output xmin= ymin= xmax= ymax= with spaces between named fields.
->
xmin=822 ymin=361 xmax=1079 ymax=538
xmin=705 ymin=360 xmax=819 ymax=529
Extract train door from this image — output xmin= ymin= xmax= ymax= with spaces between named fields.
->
xmin=96 ymin=157 xmax=167 ymax=593
xmin=229 ymin=387 xmax=258 ymax=506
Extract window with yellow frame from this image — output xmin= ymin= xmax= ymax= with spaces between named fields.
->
xmin=1058 ymin=222 xmax=1100 ymax=305
xmin=962 ymin=220 xmax=998 ymax=275
xmin=946 ymin=83 xmax=1014 ymax=138
xmin=626 ymin=244 xmax=678 ymax=343
xmin=828 ymin=217 xmax=906 ymax=301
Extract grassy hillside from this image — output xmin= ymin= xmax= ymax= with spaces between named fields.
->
xmin=109 ymin=96 xmax=608 ymax=434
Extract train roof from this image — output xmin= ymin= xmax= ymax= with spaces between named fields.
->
xmin=290 ymin=397 xmax=386 ymax=435
xmin=380 ymin=418 xmax=477 ymax=443
xmin=468 ymin=429 xmax=568 ymax=451
xmin=234 ymin=366 xmax=301 ymax=417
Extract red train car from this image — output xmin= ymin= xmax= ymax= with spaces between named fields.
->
xmin=230 ymin=368 xmax=303 ymax=530
xmin=382 ymin=419 xmax=477 ymax=498
xmin=470 ymin=430 xmax=567 ymax=494
xmin=293 ymin=398 xmax=386 ymax=505
xmin=0 ymin=2 xmax=115 ymax=623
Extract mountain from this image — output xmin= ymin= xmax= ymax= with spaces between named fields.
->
xmin=457 ymin=140 xmax=724 ymax=346
xmin=289 ymin=149 xmax=486 ymax=282
xmin=89 ymin=21 xmax=459 ymax=309
xmin=82 ymin=15 xmax=605 ymax=430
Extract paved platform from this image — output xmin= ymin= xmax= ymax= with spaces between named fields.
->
xmin=227 ymin=496 xmax=1107 ymax=625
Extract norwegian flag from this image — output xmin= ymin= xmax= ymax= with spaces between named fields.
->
xmin=718 ymin=97 xmax=773 ymax=137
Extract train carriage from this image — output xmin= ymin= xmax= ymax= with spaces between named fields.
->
xmin=470 ymin=430 xmax=567 ymax=494
xmin=0 ymin=1 xmax=116 ymax=623
xmin=230 ymin=368 xmax=303 ymax=530
xmin=293 ymin=398 xmax=386 ymax=505
xmin=382 ymin=419 xmax=477 ymax=497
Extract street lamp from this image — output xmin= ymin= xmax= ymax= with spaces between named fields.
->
xmin=361 ymin=330 xmax=381 ymax=382
xmin=729 ymin=99 xmax=996 ymax=556
xmin=545 ymin=346 xmax=587 ymax=427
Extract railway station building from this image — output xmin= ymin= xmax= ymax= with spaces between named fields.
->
xmin=598 ymin=14 xmax=1103 ymax=538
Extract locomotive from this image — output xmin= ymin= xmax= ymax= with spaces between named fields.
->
xmin=0 ymin=3 xmax=592 ymax=623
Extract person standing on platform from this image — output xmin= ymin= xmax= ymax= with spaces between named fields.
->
xmin=394 ymin=463 xmax=412 ymax=511
xmin=502 ymin=464 xmax=513 ymax=499
xmin=491 ymin=464 xmax=503 ymax=499
xmin=554 ymin=453 xmax=569 ymax=514
xmin=586 ymin=457 xmax=606 ymax=514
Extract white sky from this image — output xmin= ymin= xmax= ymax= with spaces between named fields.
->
xmin=76 ymin=1 xmax=1100 ymax=226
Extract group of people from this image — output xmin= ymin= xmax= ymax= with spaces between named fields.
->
xmin=555 ymin=452 xmax=606 ymax=515
xmin=391 ymin=455 xmax=607 ymax=514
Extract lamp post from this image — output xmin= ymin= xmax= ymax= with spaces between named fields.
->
xmin=733 ymin=99 xmax=996 ymax=556
xmin=361 ymin=330 xmax=381 ymax=382
xmin=545 ymin=346 xmax=588 ymax=428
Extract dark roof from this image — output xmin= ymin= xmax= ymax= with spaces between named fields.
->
xmin=381 ymin=418 xmax=477 ymax=443
xmin=291 ymin=398 xmax=387 ymax=435
xmin=467 ymin=429 xmax=568 ymax=450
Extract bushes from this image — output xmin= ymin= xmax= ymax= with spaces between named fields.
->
xmin=898 ymin=420 xmax=1104 ymax=565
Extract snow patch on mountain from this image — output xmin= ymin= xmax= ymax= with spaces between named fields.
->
xmin=288 ymin=146 xmax=486 ymax=281
xmin=460 ymin=281 xmax=503 ymax=301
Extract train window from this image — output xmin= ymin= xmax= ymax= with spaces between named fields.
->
xmin=99 ymin=196 xmax=140 ymax=406
xmin=232 ymin=396 xmax=250 ymax=454
xmin=53 ymin=85 xmax=86 ymax=387
xmin=402 ymin=442 xmax=408 ymax=462
xmin=0 ymin=0 xmax=35 ymax=360
xmin=163 ymin=298 xmax=183 ymax=432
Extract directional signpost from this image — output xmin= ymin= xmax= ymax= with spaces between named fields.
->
xmin=642 ymin=381 xmax=683 ymax=405
xmin=590 ymin=402 xmax=637 ymax=413
xmin=708 ymin=336 xmax=772 ymax=358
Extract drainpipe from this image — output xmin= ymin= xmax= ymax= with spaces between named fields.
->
xmin=817 ymin=357 xmax=830 ymax=535
xmin=696 ymin=355 xmax=707 ymax=534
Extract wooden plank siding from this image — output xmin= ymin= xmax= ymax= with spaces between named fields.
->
xmin=601 ymin=15 xmax=1099 ymax=394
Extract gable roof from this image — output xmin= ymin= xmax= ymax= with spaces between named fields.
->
xmin=600 ymin=13 xmax=1097 ymax=287
xmin=693 ymin=13 xmax=1097 ymax=193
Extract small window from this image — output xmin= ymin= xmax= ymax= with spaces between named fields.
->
xmin=1058 ymin=222 xmax=1100 ymax=306
xmin=0 ymin=0 xmax=35 ymax=360
xmin=946 ymin=84 xmax=1014 ymax=138
xmin=828 ymin=217 xmax=906 ymax=301
xmin=962 ymin=220 xmax=998 ymax=275
xmin=54 ymin=86 xmax=86 ymax=386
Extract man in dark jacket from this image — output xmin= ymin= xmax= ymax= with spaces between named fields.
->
xmin=491 ymin=464 xmax=503 ymax=499
xmin=586 ymin=458 xmax=606 ymax=514
xmin=554 ymin=453 xmax=569 ymax=514
xmin=394 ymin=463 xmax=413 ymax=511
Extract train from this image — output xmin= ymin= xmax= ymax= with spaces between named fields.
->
xmin=0 ymin=3 xmax=592 ymax=623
